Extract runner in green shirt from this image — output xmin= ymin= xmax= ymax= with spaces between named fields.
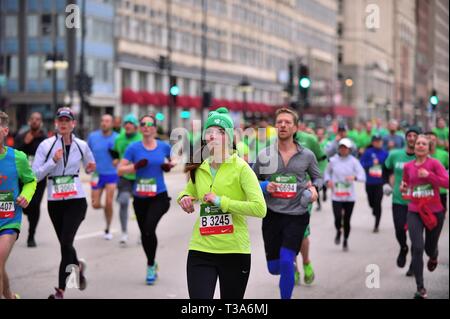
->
xmin=383 ymin=126 xmax=420 ymax=276
xmin=432 ymin=118 xmax=449 ymax=151
xmin=0 ymin=111 xmax=37 ymax=299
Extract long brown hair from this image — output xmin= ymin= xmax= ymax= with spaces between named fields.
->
xmin=184 ymin=138 xmax=237 ymax=184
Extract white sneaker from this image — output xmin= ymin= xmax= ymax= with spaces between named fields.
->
xmin=103 ymin=232 xmax=113 ymax=240
xmin=119 ymin=233 xmax=128 ymax=246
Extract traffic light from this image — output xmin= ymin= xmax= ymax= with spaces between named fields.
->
xmin=429 ymin=89 xmax=439 ymax=110
xmin=286 ymin=61 xmax=294 ymax=96
xmin=298 ymin=64 xmax=310 ymax=108
xmin=169 ymin=75 xmax=179 ymax=106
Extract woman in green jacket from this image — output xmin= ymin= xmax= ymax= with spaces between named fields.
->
xmin=178 ymin=107 xmax=266 ymax=299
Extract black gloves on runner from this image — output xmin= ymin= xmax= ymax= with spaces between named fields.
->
xmin=108 ymin=149 xmax=120 ymax=159
xmin=134 ymin=159 xmax=148 ymax=170
xmin=161 ymin=163 xmax=174 ymax=172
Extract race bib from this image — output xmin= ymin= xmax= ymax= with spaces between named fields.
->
xmin=0 ymin=191 xmax=15 ymax=219
xmin=334 ymin=182 xmax=351 ymax=197
xmin=52 ymin=176 xmax=78 ymax=199
xmin=91 ymin=172 xmax=99 ymax=188
xmin=136 ymin=178 xmax=157 ymax=197
xmin=411 ymin=184 xmax=435 ymax=199
xmin=369 ymin=165 xmax=382 ymax=178
xmin=199 ymin=203 xmax=234 ymax=236
xmin=270 ymin=174 xmax=297 ymax=199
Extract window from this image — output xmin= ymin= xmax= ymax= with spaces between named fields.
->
xmin=2 ymin=55 xmax=19 ymax=79
xmin=41 ymin=14 xmax=53 ymax=36
xmin=27 ymin=15 xmax=39 ymax=37
xmin=5 ymin=16 xmax=18 ymax=37
xmin=122 ymin=69 xmax=132 ymax=88
xmin=337 ymin=22 xmax=343 ymax=37
xmin=27 ymin=55 xmax=41 ymax=79
xmin=139 ymin=72 xmax=147 ymax=90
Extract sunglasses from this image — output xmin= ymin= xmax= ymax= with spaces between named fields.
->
xmin=140 ymin=121 xmax=154 ymax=127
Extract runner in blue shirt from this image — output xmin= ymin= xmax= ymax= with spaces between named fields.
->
xmin=118 ymin=114 xmax=174 ymax=285
xmin=88 ymin=114 xmax=118 ymax=240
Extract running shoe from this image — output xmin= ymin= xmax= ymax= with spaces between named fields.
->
xmin=27 ymin=237 xmax=37 ymax=248
xmin=48 ymin=287 xmax=64 ymax=299
xmin=303 ymin=262 xmax=315 ymax=285
xmin=343 ymin=239 xmax=348 ymax=252
xmin=104 ymin=231 xmax=113 ymax=240
xmin=119 ymin=233 xmax=128 ymax=246
xmin=406 ymin=264 xmax=414 ymax=277
xmin=146 ymin=263 xmax=158 ymax=285
xmin=414 ymin=288 xmax=428 ymax=299
xmin=78 ymin=259 xmax=87 ymax=290
xmin=334 ymin=231 xmax=341 ymax=245
xmin=427 ymin=258 xmax=438 ymax=272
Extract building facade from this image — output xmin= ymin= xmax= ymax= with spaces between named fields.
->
xmin=0 ymin=0 xmax=116 ymax=132
xmin=114 ymin=0 xmax=338 ymax=131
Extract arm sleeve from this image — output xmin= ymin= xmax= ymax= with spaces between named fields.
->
xmin=219 ymin=165 xmax=267 ymax=218
xmin=426 ymin=161 xmax=449 ymax=189
xmin=32 ymin=139 xmax=58 ymax=182
xmin=82 ymin=142 xmax=96 ymax=169
xmin=359 ymin=150 xmax=372 ymax=169
xmin=307 ymin=152 xmax=323 ymax=189
xmin=177 ymin=177 xmax=198 ymax=202
xmin=15 ymin=150 xmax=37 ymax=203
xmin=354 ymin=158 xmax=367 ymax=183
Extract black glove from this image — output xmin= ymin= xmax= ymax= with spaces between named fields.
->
xmin=108 ymin=149 xmax=120 ymax=159
xmin=161 ymin=163 xmax=174 ymax=172
xmin=134 ymin=159 xmax=148 ymax=170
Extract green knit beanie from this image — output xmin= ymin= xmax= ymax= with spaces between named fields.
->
xmin=204 ymin=107 xmax=234 ymax=142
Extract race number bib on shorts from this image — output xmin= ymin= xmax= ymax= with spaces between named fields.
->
xmin=136 ymin=178 xmax=157 ymax=197
xmin=52 ymin=176 xmax=78 ymax=199
xmin=334 ymin=182 xmax=351 ymax=197
xmin=270 ymin=174 xmax=297 ymax=199
xmin=0 ymin=191 xmax=15 ymax=219
xmin=412 ymin=184 xmax=435 ymax=199
xmin=369 ymin=165 xmax=382 ymax=178
xmin=91 ymin=172 xmax=99 ymax=188
xmin=199 ymin=203 xmax=234 ymax=236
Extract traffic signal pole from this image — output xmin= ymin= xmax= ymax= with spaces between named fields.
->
xmin=166 ymin=0 xmax=173 ymax=134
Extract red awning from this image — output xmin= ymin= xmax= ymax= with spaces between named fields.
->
xmin=333 ymin=105 xmax=356 ymax=117
xmin=154 ymin=92 xmax=168 ymax=107
xmin=121 ymin=88 xmax=142 ymax=104
xmin=139 ymin=91 xmax=157 ymax=105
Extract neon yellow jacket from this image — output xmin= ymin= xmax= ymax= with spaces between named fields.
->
xmin=177 ymin=153 xmax=266 ymax=254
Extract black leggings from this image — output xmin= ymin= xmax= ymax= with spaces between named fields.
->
xmin=132 ymin=192 xmax=170 ymax=266
xmin=23 ymin=179 xmax=46 ymax=239
xmin=332 ymin=201 xmax=355 ymax=239
xmin=407 ymin=211 xmax=445 ymax=289
xmin=365 ymin=184 xmax=383 ymax=228
xmin=48 ymin=198 xmax=87 ymax=290
xmin=187 ymin=250 xmax=251 ymax=299
xmin=392 ymin=204 xmax=409 ymax=249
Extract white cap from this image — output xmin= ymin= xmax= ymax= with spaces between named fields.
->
xmin=338 ymin=138 xmax=353 ymax=149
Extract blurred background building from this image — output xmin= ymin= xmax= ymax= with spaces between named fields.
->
xmin=0 ymin=0 xmax=448 ymax=133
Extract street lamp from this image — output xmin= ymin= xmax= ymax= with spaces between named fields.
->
xmin=44 ymin=55 xmax=69 ymax=113
xmin=238 ymin=77 xmax=253 ymax=122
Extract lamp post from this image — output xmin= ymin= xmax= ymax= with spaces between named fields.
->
xmin=238 ymin=77 xmax=253 ymax=122
xmin=44 ymin=56 xmax=68 ymax=112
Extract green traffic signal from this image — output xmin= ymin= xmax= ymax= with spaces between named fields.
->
xmin=170 ymin=85 xmax=180 ymax=96
xmin=156 ymin=112 xmax=165 ymax=121
xmin=430 ymin=95 xmax=439 ymax=106
xmin=299 ymin=77 xmax=311 ymax=89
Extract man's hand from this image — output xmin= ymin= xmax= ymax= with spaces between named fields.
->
xmin=383 ymin=183 xmax=392 ymax=196
xmin=266 ymin=182 xmax=281 ymax=193
xmin=327 ymin=181 xmax=334 ymax=189
xmin=161 ymin=162 xmax=175 ymax=172
xmin=86 ymin=162 xmax=96 ymax=174
xmin=53 ymin=149 xmax=63 ymax=163
xmin=179 ymin=196 xmax=195 ymax=214
xmin=16 ymin=196 xmax=29 ymax=208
